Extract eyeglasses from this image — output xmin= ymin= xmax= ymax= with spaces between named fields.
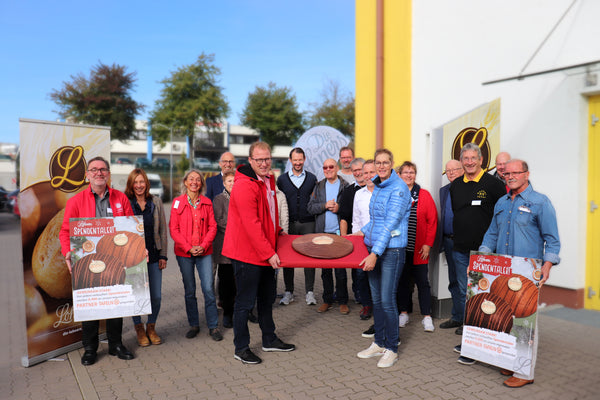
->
xmin=446 ymin=168 xmax=463 ymax=174
xmin=323 ymin=165 xmax=336 ymax=170
xmin=374 ymin=161 xmax=391 ymax=166
xmin=504 ymin=171 xmax=527 ymax=178
xmin=401 ymin=170 xmax=416 ymax=175
xmin=88 ymin=168 xmax=109 ymax=175
xmin=251 ymin=157 xmax=272 ymax=165
xmin=221 ymin=160 xmax=234 ymax=164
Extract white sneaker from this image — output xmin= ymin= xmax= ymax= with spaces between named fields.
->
xmin=422 ymin=316 xmax=435 ymax=332
xmin=280 ymin=291 xmax=294 ymax=305
xmin=399 ymin=313 xmax=409 ymax=328
xmin=377 ymin=349 xmax=398 ymax=368
xmin=357 ymin=342 xmax=385 ymax=359
xmin=305 ymin=291 xmax=317 ymax=305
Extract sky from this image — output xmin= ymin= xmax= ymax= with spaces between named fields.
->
xmin=0 ymin=0 xmax=355 ymax=145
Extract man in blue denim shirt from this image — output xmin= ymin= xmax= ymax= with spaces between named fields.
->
xmin=479 ymin=159 xmax=560 ymax=388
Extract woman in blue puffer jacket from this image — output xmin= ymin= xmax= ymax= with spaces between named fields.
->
xmin=355 ymin=148 xmax=412 ymax=368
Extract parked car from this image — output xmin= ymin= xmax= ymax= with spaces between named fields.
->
xmin=147 ymin=173 xmax=165 ymax=201
xmin=152 ymin=158 xmax=170 ymax=169
xmin=0 ymin=187 xmax=7 ymax=212
xmin=193 ymin=157 xmax=212 ymax=170
xmin=134 ymin=157 xmax=152 ymax=168
xmin=8 ymin=189 xmax=19 ymax=217
xmin=115 ymin=157 xmax=132 ymax=165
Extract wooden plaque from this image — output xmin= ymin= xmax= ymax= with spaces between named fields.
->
xmin=291 ymin=233 xmax=354 ymax=259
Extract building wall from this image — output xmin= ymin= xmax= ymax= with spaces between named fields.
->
xmin=357 ymin=0 xmax=600 ymax=304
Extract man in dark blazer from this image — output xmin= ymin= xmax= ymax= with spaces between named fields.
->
xmin=206 ymin=152 xmax=236 ymax=201
xmin=438 ymin=159 xmax=464 ymax=331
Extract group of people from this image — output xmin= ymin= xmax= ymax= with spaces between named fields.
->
xmin=59 ymin=141 xmax=560 ymax=388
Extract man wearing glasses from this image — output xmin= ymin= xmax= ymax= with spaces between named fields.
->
xmin=479 ymin=159 xmax=560 ymax=387
xmin=206 ymin=151 xmax=236 ymax=201
xmin=223 ymin=142 xmax=295 ymax=364
xmin=438 ymin=159 xmax=464 ymax=331
xmin=59 ymin=156 xmax=135 ymax=366
xmin=449 ymin=143 xmax=505 ymax=364
xmin=308 ymin=158 xmax=349 ymax=314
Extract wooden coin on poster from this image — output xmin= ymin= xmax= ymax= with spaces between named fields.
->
xmin=292 ymin=233 xmax=354 ymax=259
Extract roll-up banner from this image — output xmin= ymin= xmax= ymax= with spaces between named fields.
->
xmin=19 ymin=118 xmax=110 ymax=367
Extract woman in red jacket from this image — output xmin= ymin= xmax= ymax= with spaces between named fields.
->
xmin=395 ymin=161 xmax=438 ymax=332
xmin=169 ymin=169 xmax=222 ymax=341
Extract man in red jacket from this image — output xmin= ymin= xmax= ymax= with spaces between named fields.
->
xmin=222 ymin=141 xmax=295 ymax=364
xmin=60 ymin=156 xmax=135 ymax=366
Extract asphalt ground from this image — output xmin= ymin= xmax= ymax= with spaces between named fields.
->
xmin=2 ymin=207 xmax=599 ymax=400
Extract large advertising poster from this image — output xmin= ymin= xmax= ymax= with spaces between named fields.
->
xmin=19 ymin=118 xmax=110 ymax=367
xmin=69 ymin=216 xmax=151 ymax=321
xmin=460 ymin=252 xmax=541 ymax=380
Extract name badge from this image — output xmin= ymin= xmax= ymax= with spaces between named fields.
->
xmin=471 ymin=200 xmax=482 ymax=206
xmin=518 ymin=206 xmax=531 ymax=213
xmin=107 ymin=207 xmax=113 ymax=216
xmin=174 ymin=200 xmax=180 ymax=209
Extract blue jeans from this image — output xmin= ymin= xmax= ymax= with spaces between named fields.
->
xmin=132 ymin=261 xmax=163 ymax=325
xmin=451 ymin=249 xmax=470 ymax=323
xmin=444 ymin=237 xmax=462 ymax=322
xmin=367 ymin=247 xmax=405 ymax=353
xmin=232 ymin=260 xmax=278 ymax=353
xmin=176 ymin=255 xmax=218 ymax=329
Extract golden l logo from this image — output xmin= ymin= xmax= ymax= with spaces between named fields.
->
xmin=451 ymin=127 xmax=492 ymax=172
xmin=49 ymin=146 xmax=87 ymax=192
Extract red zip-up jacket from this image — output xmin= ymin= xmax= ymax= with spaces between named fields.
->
xmin=60 ymin=185 xmax=134 ymax=256
xmin=222 ymin=165 xmax=282 ymax=266
xmin=412 ymin=188 xmax=438 ymax=265
xmin=169 ymin=193 xmax=217 ymax=257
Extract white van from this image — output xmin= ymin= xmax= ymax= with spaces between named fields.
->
xmin=147 ymin=173 xmax=165 ymax=201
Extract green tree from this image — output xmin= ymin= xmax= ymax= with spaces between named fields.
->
xmin=49 ymin=62 xmax=145 ymax=141
xmin=150 ymin=53 xmax=229 ymax=153
xmin=307 ymin=79 xmax=355 ymax=139
xmin=240 ymin=82 xmax=304 ymax=146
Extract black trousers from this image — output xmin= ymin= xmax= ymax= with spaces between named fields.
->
xmin=218 ymin=263 xmax=236 ymax=317
xmin=82 ymin=318 xmax=123 ymax=351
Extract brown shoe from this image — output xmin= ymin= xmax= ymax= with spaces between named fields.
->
xmin=500 ymin=368 xmax=513 ymax=376
xmin=135 ymin=323 xmax=150 ymax=347
xmin=146 ymin=323 xmax=162 ymax=345
xmin=340 ymin=304 xmax=350 ymax=314
xmin=317 ymin=303 xmax=332 ymax=313
xmin=503 ymin=376 xmax=534 ymax=388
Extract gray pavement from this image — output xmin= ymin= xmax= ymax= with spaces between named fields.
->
xmin=2 ymin=208 xmax=600 ymax=400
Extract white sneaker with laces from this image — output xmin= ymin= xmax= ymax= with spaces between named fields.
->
xmin=357 ymin=342 xmax=385 ymax=359
xmin=399 ymin=313 xmax=409 ymax=328
xmin=280 ymin=291 xmax=294 ymax=305
xmin=377 ymin=349 xmax=398 ymax=368
xmin=305 ymin=291 xmax=317 ymax=305
xmin=422 ymin=316 xmax=435 ymax=332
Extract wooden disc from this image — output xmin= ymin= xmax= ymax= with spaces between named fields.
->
xmin=292 ymin=233 xmax=354 ymax=259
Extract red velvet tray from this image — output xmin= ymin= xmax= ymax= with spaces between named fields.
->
xmin=277 ymin=234 xmax=369 ymax=269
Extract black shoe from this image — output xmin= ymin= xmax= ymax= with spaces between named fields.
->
xmin=454 ymin=345 xmax=461 ymax=354
xmin=209 ymin=328 xmax=223 ymax=341
xmin=81 ymin=350 xmax=97 ymax=366
xmin=223 ymin=315 xmax=233 ymax=329
xmin=262 ymin=338 xmax=296 ymax=352
xmin=108 ymin=344 xmax=134 ymax=360
xmin=248 ymin=310 xmax=258 ymax=324
xmin=457 ymin=356 xmax=476 ymax=365
xmin=440 ymin=319 xmax=463 ymax=329
xmin=455 ymin=326 xmax=463 ymax=335
xmin=361 ymin=324 xmax=375 ymax=338
xmin=234 ymin=349 xmax=262 ymax=364
xmin=186 ymin=326 xmax=200 ymax=338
